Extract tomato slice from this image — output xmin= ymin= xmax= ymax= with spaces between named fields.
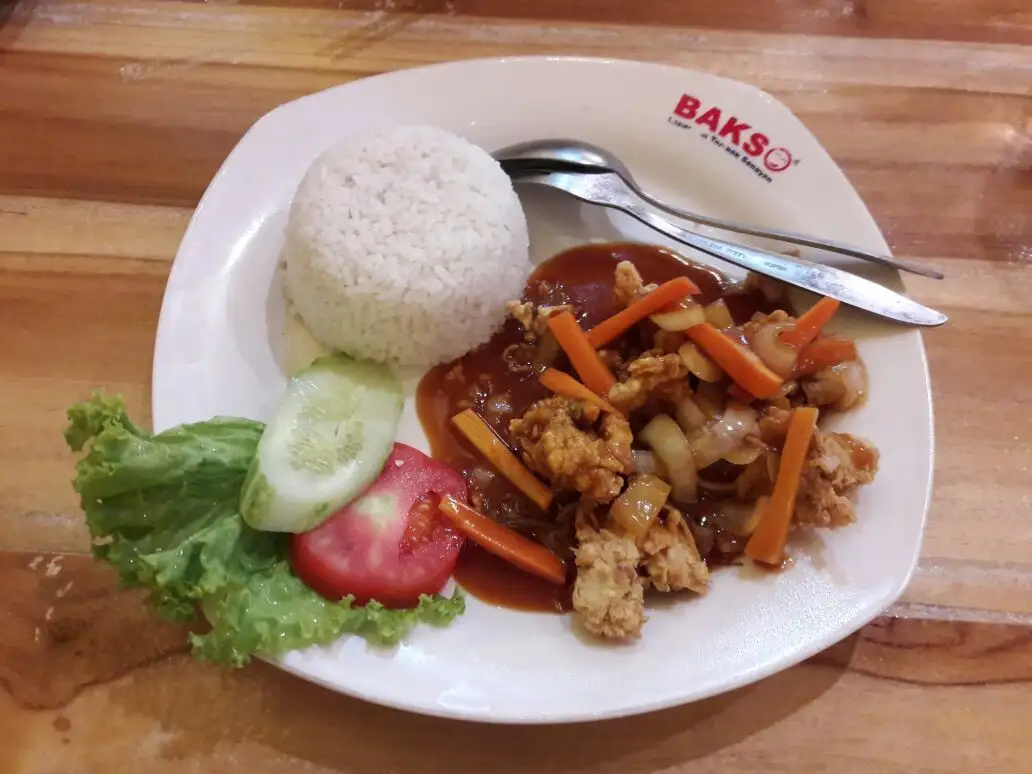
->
xmin=291 ymin=443 xmax=467 ymax=608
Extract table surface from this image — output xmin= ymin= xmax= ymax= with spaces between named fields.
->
xmin=2 ymin=0 xmax=1031 ymax=771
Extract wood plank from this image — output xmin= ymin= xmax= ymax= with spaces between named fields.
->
xmin=180 ymin=0 xmax=1032 ymax=46
xmin=0 ymin=550 xmax=1030 ymax=773
xmin=2 ymin=8 xmax=1031 ymax=258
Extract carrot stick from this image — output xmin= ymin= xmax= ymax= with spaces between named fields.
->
xmin=540 ymin=368 xmax=621 ymax=414
xmin=587 ymin=277 xmax=701 ymax=348
xmin=780 ymin=297 xmax=840 ymax=348
xmin=439 ymin=495 xmax=567 ymax=585
xmin=745 ymin=407 xmax=819 ymax=566
xmin=451 ymin=409 xmax=553 ymax=511
xmin=546 ymin=311 xmax=615 ymax=397
xmin=793 ymin=336 xmax=858 ymax=377
xmin=685 ymin=323 xmax=783 ymax=399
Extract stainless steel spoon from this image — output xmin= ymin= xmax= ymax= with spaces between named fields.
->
xmin=514 ymin=170 xmax=947 ymax=327
xmin=494 ymin=138 xmax=944 ymax=280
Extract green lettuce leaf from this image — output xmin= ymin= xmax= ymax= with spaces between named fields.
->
xmin=66 ymin=393 xmax=464 ymax=664
xmin=194 ymin=563 xmax=465 ymax=666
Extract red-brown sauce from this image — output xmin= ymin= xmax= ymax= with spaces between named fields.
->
xmin=416 ymin=242 xmax=777 ymax=612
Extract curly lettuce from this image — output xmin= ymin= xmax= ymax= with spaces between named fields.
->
xmin=65 ymin=394 xmax=464 ymax=666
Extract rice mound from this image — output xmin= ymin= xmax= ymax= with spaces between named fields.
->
xmin=282 ymin=124 xmax=531 ymax=366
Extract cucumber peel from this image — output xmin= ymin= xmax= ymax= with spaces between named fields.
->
xmin=240 ymin=354 xmax=403 ymax=533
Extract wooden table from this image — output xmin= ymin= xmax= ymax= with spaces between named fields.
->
xmin=2 ymin=1 xmax=1031 ymax=771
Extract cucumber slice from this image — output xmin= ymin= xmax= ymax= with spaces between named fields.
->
xmin=240 ymin=354 xmax=403 ymax=533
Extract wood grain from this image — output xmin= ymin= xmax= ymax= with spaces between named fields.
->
xmin=2 ymin=0 xmax=1031 ymax=770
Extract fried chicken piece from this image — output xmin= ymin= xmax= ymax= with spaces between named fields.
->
xmin=607 ymin=351 xmax=689 ymax=414
xmin=613 ymin=261 xmax=657 ymax=307
xmin=641 ymin=507 xmax=710 ymax=594
xmin=757 ymin=405 xmax=793 ymax=445
xmin=506 ymin=300 xmax=574 ymax=340
xmin=743 ymin=308 xmax=794 ymax=337
xmin=801 ymin=361 xmax=867 ymax=412
xmin=598 ymin=348 xmax=626 ymax=374
xmin=743 ymin=272 xmax=789 ymax=303
xmin=507 ymin=300 xmax=534 ymax=333
xmin=767 ymin=379 xmax=800 ymax=411
xmin=508 ymin=396 xmax=634 ymax=501
xmin=572 ymin=508 xmax=646 ymax=638
xmin=795 ymin=431 xmax=880 ymax=527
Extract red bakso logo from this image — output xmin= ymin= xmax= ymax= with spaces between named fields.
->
xmin=764 ymin=146 xmax=792 ymax=172
xmin=668 ymin=94 xmax=796 ymax=183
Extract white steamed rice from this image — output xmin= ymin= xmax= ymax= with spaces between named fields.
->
xmin=282 ymin=124 xmax=530 ymax=366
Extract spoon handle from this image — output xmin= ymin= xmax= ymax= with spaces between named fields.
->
xmin=631 ymin=187 xmax=945 ymax=280
xmin=519 ymin=172 xmax=948 ymax=327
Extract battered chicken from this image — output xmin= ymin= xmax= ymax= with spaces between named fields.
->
xmin=607 ymin=351 xmax=689 ymax=414
xmin=507 ymin=300 xmax=534 ymax=333
xmin=800 ymin=361 xmax=867 ymax=412
xmin=449 ymin=256 xmax=880 ymax=643
xmin=508 ymin=396 xmax=634 ymax=502
xmin=743 ymin=308 xmax=793 ymax=334
xmin=572 ymin=509 xmax=646 ymax=638
xmin=743 ymin=271 xmax=788 ymax=303
xmin=613 ymin=260 xmax=657 ymax=307
xmin=597 ymin=348 xmax=627 ymax=374
xmin=506 ymin=300 xmax=574 ymax=340
xmin=640 ymin=507 xmax=710 ymax=594
xmin=795 ymin=430 xmax=880 ymax=527
xmin=757 ymin=405 xmax=793 ymax=445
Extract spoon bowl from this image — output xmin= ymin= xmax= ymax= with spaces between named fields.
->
xmin=494 ymin=138 xmax=633 ymax=178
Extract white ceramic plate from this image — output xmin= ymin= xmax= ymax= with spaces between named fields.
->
xmin=152 ymin=56 xmax=933 ymax=724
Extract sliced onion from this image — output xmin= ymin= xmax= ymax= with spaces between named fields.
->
xmin=692 ymin=431 xmax=735 ymax=470
xmin=690 ymin=402 xmax=759 ymax=470
xmin=723 ymin=437 xmax=765 ymax=466
xmin=698 ymin=476 xmax=738 ymax=493
xmin=469 ymin=466 xmax=496 ymax=490
xmin=714 ymin=499 xmax=764 ymax=537
xmin=678 ymin=341 xmax=723 ymax=382
xmin=609 ymin=474 xmax=671 ymax=540
xmin=485 ymin=393 xmax=513 ymax=417
xmin=675 ymin=394 xmax=708 ymax=432
xmin=734 ymin=455 xmax=776 ymax=501
xmin=638 ymin=414 xmax=698 ymax=502
xmin=704 ymin=299 xmax=735 ymax=330
xmin=720 ymin=402 xmax=760 ymax=442
xmin=632 ymin=449 xmax=658 ymax=475
xmin=749 ymin=323 xmax=798 ymax=378
xmin=693 ymin=380 xmax=726 ymax=420
xmin=650 ymin=301 xmax=707 ymax=332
